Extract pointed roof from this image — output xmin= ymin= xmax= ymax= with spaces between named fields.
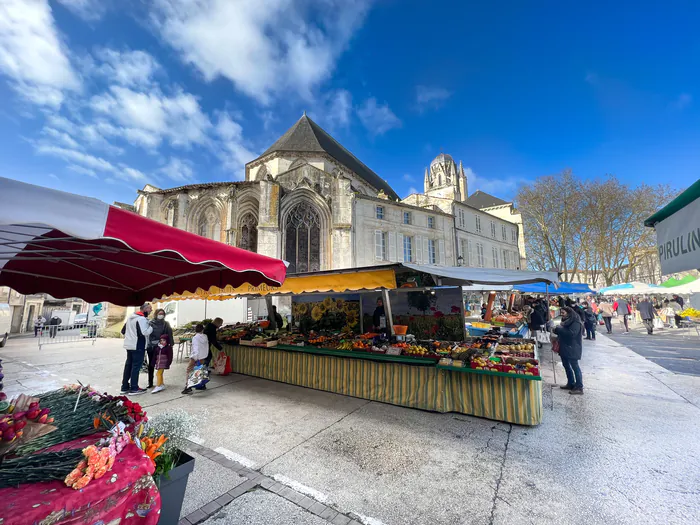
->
xmin=254 ymin=115 xmax=399 ymax=200
xmin=465 ymin=190 xmax=510 ymax=209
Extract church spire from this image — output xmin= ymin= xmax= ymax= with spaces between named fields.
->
xmin=424 ymin=167 xmax=430 ymax=190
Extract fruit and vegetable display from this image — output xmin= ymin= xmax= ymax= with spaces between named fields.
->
xmin=680 ymin=307 xmax=700 ymax=319
xmin=492 ymin=313 xmax=524 ymax=325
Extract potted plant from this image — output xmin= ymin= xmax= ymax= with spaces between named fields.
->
xmin=142 ymin=409 xmax=199 ymax=525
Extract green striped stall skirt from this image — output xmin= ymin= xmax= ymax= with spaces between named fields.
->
xmin=215 ymin=344 xmax=542 ymax=426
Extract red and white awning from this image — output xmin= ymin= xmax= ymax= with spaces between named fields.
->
xmin=0 ymin=177 xmax=287 ymax=306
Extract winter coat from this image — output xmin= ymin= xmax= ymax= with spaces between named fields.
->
xmin=584 ymin=307 xmax=597 ymax=326
xmin=154 ymin=343 xmax=173 ymax=369
xmin=613 ymin=299 xmax=631 ymax=315
xmin=574 ymin=305 xmax=586 ymax=323
xmin=637 ymin=301 xmax=656 ymax=320
xmin=598 ymin=303 xmax=614 ymax=317
xmin=149 ymin=318 xmax=173 ymax=348
xmin=554 ymin=314 xmax=583 ymax=360
xmin=122 ymin=311 xmax=153 ymax=351
xmin=529 ymin=307 xmax=546 ymax=328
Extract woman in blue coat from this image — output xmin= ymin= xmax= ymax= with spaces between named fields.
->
xmin=554 ymin=306 xmax=584 ymax=395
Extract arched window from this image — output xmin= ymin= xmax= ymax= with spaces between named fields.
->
xmin=198 ymin=221 xmax=208 ymax=238
xmin=284 ymin=202 xmax=321 ymax=274
xmin=196 ymin=206 xmax=220 ymax=241
xmin=165 ymin=201 xmax=176 ymax=227
xmin=239 ymin=213 xmax=258 ymax=252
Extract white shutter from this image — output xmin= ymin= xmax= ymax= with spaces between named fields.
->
xmin=375 ymin=230 xmax=383 ymax=261
xmin=457 ymin=238 xmax=463 ymax=258
xmin=388 ymin=232 xmax=396 ymax=262
xmin=467 ymin=240 xmax=472 ymax=266
xmin=438 ymin=239 xmax=445 ymax=265
xmin=415 ymin=235 xmax=422 ymax=263
xmin=397 ymin=233 xmax=404 ymax=261
xmin=423 ymin=237 xmax=429 ymax=264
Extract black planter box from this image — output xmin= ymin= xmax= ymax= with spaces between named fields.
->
xmin=157 ymin=450 xmax=195 ymax=525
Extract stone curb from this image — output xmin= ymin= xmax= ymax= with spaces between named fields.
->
xmin=179 ymin=440 xmax=362 ymax=525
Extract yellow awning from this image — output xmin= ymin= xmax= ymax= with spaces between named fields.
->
xmin=160 ymin=268 xmax=397 ymax=301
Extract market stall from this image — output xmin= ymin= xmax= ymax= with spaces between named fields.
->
xmin=171 ymin=264 xmax=558 ymax=426
xmin=0 ymin=177 xmax=289 ymax=523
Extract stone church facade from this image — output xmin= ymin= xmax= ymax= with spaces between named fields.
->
xmin=129 ymin=115 xmax=525 ymax=273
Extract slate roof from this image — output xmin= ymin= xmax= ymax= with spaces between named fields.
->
xmin=465 ymin=190 xmax=510 ymax=209
xmin=254 ymin=114 xmax=399 ymax=200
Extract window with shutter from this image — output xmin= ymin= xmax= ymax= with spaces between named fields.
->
xmin=438 ymin=239 xmax=445 ymax=265
xmin=492 ymin=247 xmax=499 ymax=268
xmin=415 ymin=235 xmax=422 ymax=263
xmin=502 ymin=225 xmax=507 ymax=240
xmin=376 ymin=206 xmax=384 ymax=219
xmin=490 ymin=221 xmax=496 ymax=238
xmin=467 ymin=240 xmax=472 ymax=266
xmin=423 ymin=237 xmax=429 ymax=263
xmin=428 ymin=239 xmax=437 ymax=264
xmin=475 ymin=216 xmax=481 ymax=233
xmin=375 ymin=231 xmax=387 ymax=261
xmin=388 ymin=232 xmax=396 ymax=261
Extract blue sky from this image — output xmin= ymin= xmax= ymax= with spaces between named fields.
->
xmin=0 ymin=0 xmax=697 ymax=205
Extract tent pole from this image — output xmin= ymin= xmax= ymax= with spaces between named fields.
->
xmin=460 ymin=288 xmax=468 ymax=340
xmin=547 ymin=283 xmax=557 ymax=384
xmin=359 ymin=296 xmax=364 ymax=333
xmin=381 ymin=289 xmax=394 ymax=336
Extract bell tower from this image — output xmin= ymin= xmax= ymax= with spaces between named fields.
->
xmin=423 ymin=153 xmax=468 ymax=202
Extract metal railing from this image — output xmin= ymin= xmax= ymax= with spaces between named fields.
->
xmin=37 ymin=321 xmax=104 ymax=350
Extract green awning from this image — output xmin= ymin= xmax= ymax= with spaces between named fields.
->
xmin=660 ymin=275 xmax=698 ymax=288
xmin=645 ymin=179 xmax=700 ymax=227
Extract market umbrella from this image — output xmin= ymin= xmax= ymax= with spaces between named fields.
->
xmin=0 ymin=177 xmax=287 ymax=306
xmin=660 ymin=275 xmax=698 ymax=288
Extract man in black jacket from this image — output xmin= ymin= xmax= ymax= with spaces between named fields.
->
xmin=554 ymin=307 xmax=584 ymax=395
xmin=203 ymin=317 xmax=223 ymax=368
xmin=637 ymin=296 xmax=657 ymax=335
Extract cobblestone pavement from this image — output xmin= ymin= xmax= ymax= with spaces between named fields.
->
xmin=2 ymin=333 xmax=700 ymax=524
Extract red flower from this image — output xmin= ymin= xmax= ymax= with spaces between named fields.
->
xmin=434 ymin=311 xmax=445 ymax=318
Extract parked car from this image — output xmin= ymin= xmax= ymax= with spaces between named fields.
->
xmin=0 ymin=303 xmax=11 ymax=347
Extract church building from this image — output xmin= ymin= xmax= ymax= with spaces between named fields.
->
xmin=128 ymin=115 xmax=525 ymax=273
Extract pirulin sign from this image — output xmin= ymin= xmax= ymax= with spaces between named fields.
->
xmin=655 ymin=197 xmax=700 ymax=274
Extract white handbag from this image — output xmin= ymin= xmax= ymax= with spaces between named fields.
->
xmin=535 ymin=330 xmax=551 ymax=344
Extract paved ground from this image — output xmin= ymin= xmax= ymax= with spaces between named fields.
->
xmin=604 ymin=317 xmax=700 ymax=375
xmin=2 ymin=333 xmax=700 ymax=525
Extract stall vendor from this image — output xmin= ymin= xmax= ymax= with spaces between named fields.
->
xmin=373 ymin=298 xmax=386 ymax=331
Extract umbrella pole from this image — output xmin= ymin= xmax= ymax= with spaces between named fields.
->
xmin=547 ymin=283 xmax=557 ymax=384
xmin=204 ymin=299 xmax=208 ymax=319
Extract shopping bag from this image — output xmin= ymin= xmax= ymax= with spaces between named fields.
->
xmin=551 ymin=339 xmax=560 ymax=353
xmin=535 ymin=330 xmax=550 ymax=344
xmin=653 ymin=318 xmax=664 ymax=330
xmin=186 ymin=362 xmax=210 ymax=389
xmin=213 ymin=353 xmax=232 ymax=375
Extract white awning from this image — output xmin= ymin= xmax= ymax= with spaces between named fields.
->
xmin=401 ymin=264 xmax=560 ymax=287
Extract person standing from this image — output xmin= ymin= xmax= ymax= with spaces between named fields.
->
xmin=151 ymin=334 xmax=173 ymax=394
xmin=202 ymin=317 xmax=223 ymax=368
xmin=120 ymin=303 xmax=153 ymax=396
xmin=673 ymin=294 xmax=684 ymax=309
xmin=48 ymin=315 xmax=61 ymax=338
xmin=637 ymin=296 xmax=656 ymax=335
xmin=582 ymin=302 xmax=597 ymax=340
xmin=182 ymin=324 xmax=209 ymax=395
xmin=667 ymin=297 xmax=683 ymax=328
xmin=613 ymin=297 xmax=631 ymax=334
xmin=34 ymin=315 xmax=45 ymax=337
xmin=598 ymin=299 xmax=614 ymax=334
xmin=554 ymin=306 xmax=584 ymax=395
xmin=373 ymin=298 xmax=386 ymax=329
xmin=147 ymin=309 xmax=174 ymax=389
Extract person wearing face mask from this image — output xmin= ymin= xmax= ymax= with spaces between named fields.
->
xmin=147 ymin=308 xmax=174 ymax=390
xmin=151 ymin=334 xmax=173 ymax=394
xmin=120 ymin=303 xmax=153 ymax=396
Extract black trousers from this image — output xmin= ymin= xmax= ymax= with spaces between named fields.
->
xmin=603 ymin=317 xmax=612 ymax=333
xmin=146 ymin=347 xmax=157 ymax=387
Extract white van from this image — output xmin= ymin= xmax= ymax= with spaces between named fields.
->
xmin=0 ymin=303 xmax=11 ymax=347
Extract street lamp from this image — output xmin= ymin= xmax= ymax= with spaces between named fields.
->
xmin=457 ymin=255 xmax=464 ymax=267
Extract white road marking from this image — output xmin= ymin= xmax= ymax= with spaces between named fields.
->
xmin=352 ymin=513 xmax=389 ymax=525
xmin=271 ymin=474 xmax=329 ymax=504
xmin=214 ymin=447 xmax=257 ymax=469
xmin=188 ymin=435 xmax=205 ymax=445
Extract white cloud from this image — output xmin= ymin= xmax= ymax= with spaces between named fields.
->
xmin=67 ymin=164 xmax=97 ymax=177
xmin=150 ymin=0 xmax=372 ymax=104
xmin=324 ymin=89 xmax=352 ymax=130
xmin=215 ymin=112 xmax=256 ymax=176
xmin=408 ymin=186 xmax=418 ymax=195
xmin=0 ymin=0 xmax=80 ymax=108
xmin=402 ymin=173 xmax=415 ymax=182
xmin=90 ymin=86 xmax=212 ymax=148
xmin=93 ymin=49 xmax=161 ymax=87
xmin=48 ymin=173 xmax=59 ymax=180
xmin=118 ymin=165 xmax=148 ymax=182
xmin=36 ymin=144 xmax=115 ymax=172
xmin=672 ymin=93 xmax=692 ymax=110
xmin=415 ymin=85 xmax=451 ymax=112
xmin=357 ymin=98 xmax=401 ymax=136
xmin=159 ymin=157 xmax=194 ymax=182
xmin=42 ymin=127 xmax=81 ymax=149
xmin=55 ymin=0 xmax=106 ymax=21
xmin=468 ymin=167 xmax=526 ymax=200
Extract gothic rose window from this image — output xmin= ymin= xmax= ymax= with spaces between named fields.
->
xmin=239 ymin=213 xmax=258 ymax=252
xmin=284 ymin=202 xmax=321 ymax=274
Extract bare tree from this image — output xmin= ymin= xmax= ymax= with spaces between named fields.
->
xmin=518 ymin=171 xmax=675 ymax=285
